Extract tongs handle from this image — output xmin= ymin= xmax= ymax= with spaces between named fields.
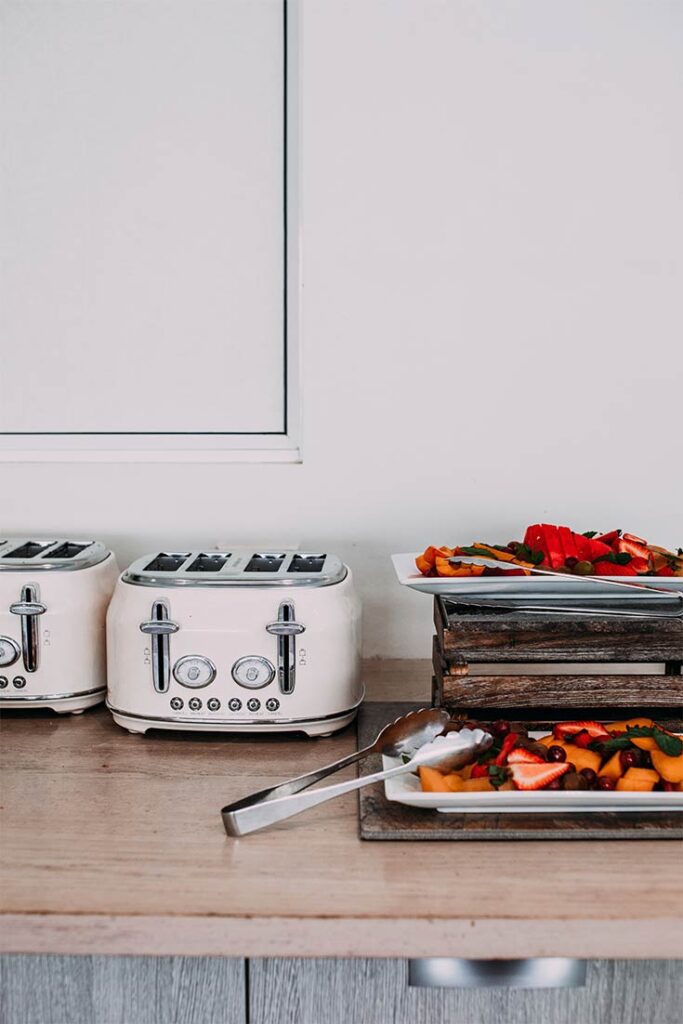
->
xmin=220 ymin=744 xmax=372 ymax=818
xmin=222 ymin=761 xmax=407 ymax=837
xmin=452 ymin=555 xmax=683 ymax=614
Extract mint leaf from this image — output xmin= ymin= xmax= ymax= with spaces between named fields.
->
xmin=653 ymin=728 xmax=683 ymax=757
xmin=590 ymin=736 xmax=632 ymax=755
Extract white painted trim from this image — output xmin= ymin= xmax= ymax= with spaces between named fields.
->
xmin=0 ymin=0 xmax=301 ymax=464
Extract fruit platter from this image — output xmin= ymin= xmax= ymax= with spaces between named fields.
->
xmin=392 ymin=523 xmax=683 ymax=602
xmin=382 ymin=716 xmax=683 ymax=813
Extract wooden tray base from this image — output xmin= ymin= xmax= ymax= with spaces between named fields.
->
xmin=357 ymin=702 xmax=683 ymax=841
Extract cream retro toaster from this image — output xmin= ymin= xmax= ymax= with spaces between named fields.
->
xmin=0 ymin=538 xmax=119 ymax=713
xmin=106 ymin=550 xmax=363 ymax=736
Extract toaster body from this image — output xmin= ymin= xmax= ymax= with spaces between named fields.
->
xmin=106 ymin=551 xmax=363 ymax=735
xmin=0 ymin=539 xmax=119 ymax=712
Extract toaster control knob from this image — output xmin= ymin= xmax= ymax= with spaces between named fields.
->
xmin=246 ymin=698 xmax=261 ymax=712
xmin=173 ymin=655 xmax=216 ymax=689
xmin=207 ymin=698 xmax=221 ymax=712
xmin=0 ymin=637 xmax=20 ymax=668
xmin=188 ymin=697 xmax=202 ymax=711
xmin=0 ymin=676 xmax=8 ymax=689
xmin=13 ymin=676 xmax=27 ymax=689
xmin=170 ymin=697 xmax=184 ymax=711
xmin=265 ymin=698 xmax=280 ymax=712
xmin=228 ymin=698 xmax=242 ymax=712
xmin=231 ymin=656 xmax=275 ymax=689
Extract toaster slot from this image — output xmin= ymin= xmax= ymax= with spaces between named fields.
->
xmin=44 ymin=541 xmax=90 ymax=559
xmin=139 ymin=600 xmax=179 ymax=693
xmin=288 ymin=554 xmax=326 ymax=573
xmin=186 ymin=553 xmax=230 ymax=573
xmin=9 ymin=583 xmax=46 ymax=673
xmin=245 ymin=553 xmax=286 ymax=573
xmin=144 ymin=553 xmax=190 ymax=573
xmin=4 ymin=541 xmax=53 ymax=560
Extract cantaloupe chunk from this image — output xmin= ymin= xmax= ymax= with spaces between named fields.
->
xmin=630 ymin=736 xmax=659 ymax=752
xmin=418 ymin=766 xmax=451 ymax=792
xmin=598 ymin=751 xmax=623 ymax=781
xmin=444 ymin=773 xmax=464 ymax=792
xmin=458 ymin=764 xmax=474 ymax=781
xmin=651 ymin=750 xmax=683 ymax=784
xmin=605 ymin=717 xmax=653 ymax=733
xmin=562 ymin=745 xmax=601 ymax=774
xmin=461 ymin=777 xmax=494 ymax=792
xmin=538 ymin=735 xmax=555 ymax=747
xmin=615 ymin=767 xmax=658 ymax=792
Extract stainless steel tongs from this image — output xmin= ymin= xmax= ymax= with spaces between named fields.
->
xmin=448 ymin=555 xmax=683 ymax=618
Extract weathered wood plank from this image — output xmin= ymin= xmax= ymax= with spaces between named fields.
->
xmin=249 ymin=958 xmax=683 ymax=1024
xmin=435 ymin=597 xmax=683 ymax=662
xmin=438 ymin=672 xmax=681 ymax=709
xmin=0 ymin=954 xmax=246 ymax=1024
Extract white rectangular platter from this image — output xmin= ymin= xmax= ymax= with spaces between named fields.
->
xmin=392 ymin=552 xmax=683 ymax=602
xmin=382 ymin=745 xmax=683 ymax=815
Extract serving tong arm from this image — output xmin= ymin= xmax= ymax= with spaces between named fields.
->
xmin=450 ymin=556 xmax=683 ymax=618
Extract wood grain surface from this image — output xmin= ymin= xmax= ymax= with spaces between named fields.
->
xmin=1 ymin=661 xmax=682 ymax=959
xmin=249 ymin=958 xmax=683 ymax=1024
xmin=0 ymin=955 xmax=245 ymax=1024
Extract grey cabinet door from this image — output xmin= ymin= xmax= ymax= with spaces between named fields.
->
xmin=0 ymin=955 xmax=245 ymax=1024
xmin=249 ymin=958 xmax=683 ymax=1024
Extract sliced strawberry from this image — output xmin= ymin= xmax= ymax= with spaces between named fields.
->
xmin=616 ymin=537 xmax=650 ymax=561
xmin=470 ymin=764 xmax=490 ymax=778
xmin=507 ymin=747 xmax=545 ymax=764
xmin=629 ymin=556 xmax=650 ymax=574
xmin=494 ymin=732 xmax=520 ymax=766
xmin=510 ymin=762 xmax=570 ymax=790
xmin=586 ymin=537 xmax=613 ymax=561
xmin=553 ymin=720 xmax=610 ymax=741
xmin=623 ymin=532 xmax=647 ymax=546
xmin=593 ymin=560 xmax=637 ymax=576
xmin=656 ymin=566 xmax=675 ymax=577
xmin=595 ymin=529 xmax=621 ymax=547
xmin=572 ymin=730 xmax=594 ymax=749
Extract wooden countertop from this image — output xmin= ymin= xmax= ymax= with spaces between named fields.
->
xmin=1 ymin=661 xmax=681 ymax=959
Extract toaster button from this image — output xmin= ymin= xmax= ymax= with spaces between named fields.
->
xmin=246 ymin=698 xmax=261 ymax=713
xmin=231 ymin=656 xmax=275 ymax=689
xmin=207 ymin=697 xmax=221 ymax=712
xmin=173 ymin=655 xmax=216 ymax=689
xmin=188 ymin=697 xmax=202 ymax=711
xmin=0 ymin=637 xmax=20 ymax=668
xmin=170 ymin=697 xmax=184 ymax=711
xmin=0 ymin=676 xmax=8 ymax=689
xmin=13 ymin=676 xmax=27 ymax=689
xmin=228 ymin=697 xmax=242 ymax=712
xmin=265 ymin=698 xmax=280 ymax=712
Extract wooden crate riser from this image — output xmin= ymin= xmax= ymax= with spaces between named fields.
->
xmin=433 ymin=637 xmax=682 ymax=710
xmin=434 ymin=597 xmax=683 ymax=663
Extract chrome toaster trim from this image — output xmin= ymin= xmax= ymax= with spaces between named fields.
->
xmin=0 ymin=686 xmax=106 ymax=703
xmin=0 ymin=538 xmax=110 ymax=572
xmin=105 ymin=696 xmax=364 ymax=729
xmin=122 ymin=550 xmax=347 ymax=588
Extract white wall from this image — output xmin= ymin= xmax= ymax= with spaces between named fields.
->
xmin=2 ymin=0 xmax=682 ymax=657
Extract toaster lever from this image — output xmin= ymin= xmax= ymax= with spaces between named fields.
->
xmin=9 ymin=584 xmax=46 ymax=673
xmin=268 ymin=601 xmax=303 ymax=695
xmin=139 ymin=600 xmax=178 ymax=693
